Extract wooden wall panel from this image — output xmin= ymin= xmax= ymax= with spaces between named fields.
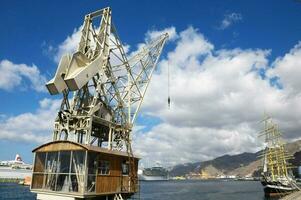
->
xmin=32 ymin=174 xmax=44 ymax=189
xmin=99 ymin=153 xmax=124 ymax=177
xmin=34 ymin=153 xmax=45 ymax=172
xmin=121 ymin=176 xmax=130 ymax=192
xmin=96 ymin=176 xmax=121 ymax=193
xmin=95 ymin=154 xmax=139 ymax=194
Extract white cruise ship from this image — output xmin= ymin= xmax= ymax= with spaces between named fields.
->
xmin=139 ymin=167 xmax=169 ymax=181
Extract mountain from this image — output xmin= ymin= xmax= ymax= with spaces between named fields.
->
xmin=170 ymin=140 xmax=301 ymax=177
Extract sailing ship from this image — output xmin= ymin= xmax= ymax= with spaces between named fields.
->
xmin=259 ymin=116 xmax=299 ymax=197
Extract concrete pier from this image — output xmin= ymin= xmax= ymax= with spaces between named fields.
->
xmin=0 ymin=168 xmax=31 ymax=179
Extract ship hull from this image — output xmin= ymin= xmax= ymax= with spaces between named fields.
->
xmin=139 ymin=175 xmax=168 ymax=181
xmin=261 ymin=181 xmax=296 ymax=197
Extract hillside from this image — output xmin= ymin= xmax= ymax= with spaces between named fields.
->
xmin=170 ymin=140 xmax=301 ymax=177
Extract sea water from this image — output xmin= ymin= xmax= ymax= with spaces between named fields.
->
xmin=0 ymin=183 xmax=35 ymax=200
xmin=137 ymin=180 xmax=266 ymax=200
xmin=0 ymin=180 xmax=271 ymax=200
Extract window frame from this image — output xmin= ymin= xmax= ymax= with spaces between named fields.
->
xmin=97 ymin=160 xmax=110 ymax=175
xmin=121 ymin=162 xmax=129 ymax=176
xmin=31 ymin=150 xmax=87 ymax=193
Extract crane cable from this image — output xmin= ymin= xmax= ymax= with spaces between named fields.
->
xmin=168 ymin=61 xmax=171 ymax=109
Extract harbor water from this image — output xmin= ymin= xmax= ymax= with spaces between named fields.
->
xmin=0 ymin=180 xmax=271 ymax=200
xmin=137 ymin=180 xmax=265 ymax=200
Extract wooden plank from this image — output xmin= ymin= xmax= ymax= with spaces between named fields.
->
xmin=33 ymin=141 xmax=140 ymax=159
xmin=34 ymin=153 xmax=46 ymax=172
xmin=32 ymin=174 xmax=44 ymax=189
xmin=96 ymin=176 xmax=121 ymax=193
xmin=35 ymin=143 xmax=83 ymax=152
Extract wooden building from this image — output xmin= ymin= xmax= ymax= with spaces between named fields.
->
xmin=31 ymin=141 xmax=139 ymax=200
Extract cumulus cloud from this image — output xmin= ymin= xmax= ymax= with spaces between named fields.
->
xmin=127 ymin=26 xmax=178 ymax=60
xmin=11 ymin=23 xmax=300 ymax=167
xmin=132 ymin=26 xmax=301 ymax=166
xmin=53 ymin=25 xmax=131 ymax=64
xmin=134 ymin=123 xmax=258 ymax=166
xmin=145 ymin=26 xmax=178 ymax=42
xmin=0 ymin=60 xmax=47 ymax=92
xmin=54 ymin=26 xmax=82 ymax=62
xmin=219 ymin=12 xmax=243 ymax=30
xmin=0 ymin=98 xmax=60 ymax=143
xmin=268 ymin=42 xmax=301 ymax=93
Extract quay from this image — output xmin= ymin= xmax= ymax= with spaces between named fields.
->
xmin=0 ymin=168 xmax=32 ymax=185
xmin=0 ymin=177 xmax=24 ymax=183
xmin=0 ymin=177 xmax=31 ymax=185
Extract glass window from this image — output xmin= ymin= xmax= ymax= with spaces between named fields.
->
xmin=56 ymin=174 xmax=70 ymax=192
xmin=87 ymin=175 xmax=96 ymax=192
xmin=46 ymin=152 xmax=58 ymax=173
xmin=34 ymin=152 xmax=46 ymax=172
xmin=98 ymin=160 xmax=110 ymax=175
xmin=70 ymin=151 xmax=86 ymax=193
xmin=88 ymin=152 xmax=98 ymax=175
xmin=44 ymin=173 xmax=57 ymax=190
xmin=58 ymin=151 xmax=71 ymax=173
xmin=33 ymin=150 xmax=87 ymax=193
xmin=71 ymin=151 xmax=85 ymax=175
xmin=70 ymin=175 xmax=79 ymax=192
xmin=31 ymin=174 xmax=44 ymax=189
xmin=122 ymin=161 xmax=129 ymax=175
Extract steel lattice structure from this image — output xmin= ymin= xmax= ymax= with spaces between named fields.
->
xmin=46 ymin=7 xmax=168 ymax=152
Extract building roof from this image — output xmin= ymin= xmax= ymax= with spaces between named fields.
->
xmin=32 ymin=140 xmax=139 ymax=159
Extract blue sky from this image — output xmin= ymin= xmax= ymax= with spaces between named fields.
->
xmin=1 ymin=0 xmax=301 ymax=165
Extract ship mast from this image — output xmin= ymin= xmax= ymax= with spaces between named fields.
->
xmin=259 ymin=116 xmax=292 ymax=181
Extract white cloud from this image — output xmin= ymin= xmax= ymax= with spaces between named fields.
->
xmin=132 ymin=26 xmax=301 ymax=166
xmin=133 ymin=123 xmax=259 ymax=166
xmin=145 ymin=26 xmax=178 ymax=42
xmin=268 ymin=42 xmax=301 ymax=93
xmin=53 ymin=25 xmax=132 ymax=65
xmin=31 ymin=23 xmax=301 ymax=167
xmin=54 ymin=26 xmax=82 ymax=62
xmin=168 ymin=26 xmax=213 ymax=66
xmin=128 ymin=26 xmax=179 ymax=60
xmin=219 ymin=12 xmax=243 ymax=30
xmin=0 ymin=60 xmax=47 ymax=92
xmin=0 ymin=98 xmax=60 ymax=143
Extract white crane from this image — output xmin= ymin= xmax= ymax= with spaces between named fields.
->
xmin=46 ymin=7 xmax=168 ymax=153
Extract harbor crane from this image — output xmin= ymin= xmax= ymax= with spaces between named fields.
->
xmin=46 ymin=7 xmax=168 ymax=150
xmin=30 ymin=7 xmax=168 ymax=200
